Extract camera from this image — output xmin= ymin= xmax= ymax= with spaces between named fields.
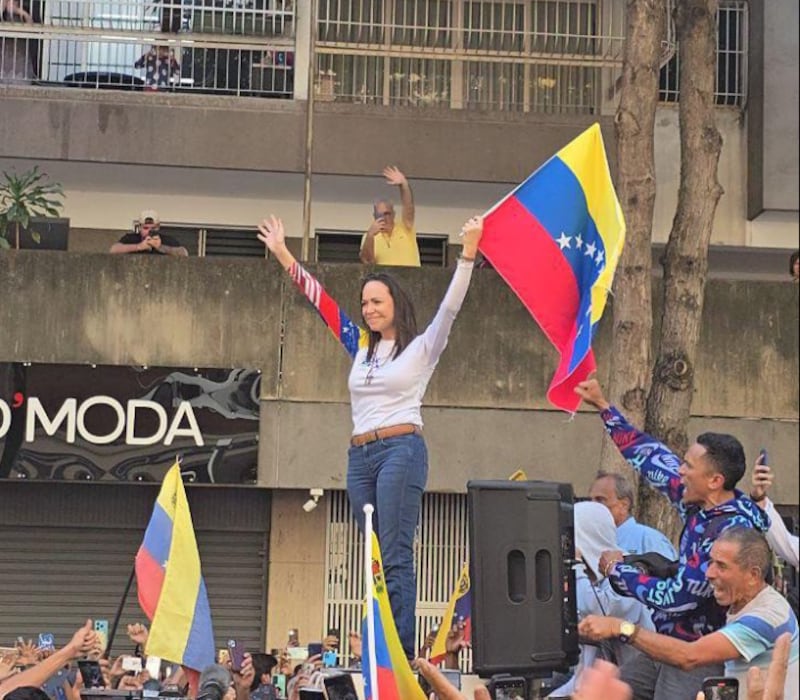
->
xmin=487 ymin=675 xmax=527 ymax=700
xmin=303 ymin=489 xmax=324 ymax=513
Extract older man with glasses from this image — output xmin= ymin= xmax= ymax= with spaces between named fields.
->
xmin=360 ymin=166 xmax=420 ymax=267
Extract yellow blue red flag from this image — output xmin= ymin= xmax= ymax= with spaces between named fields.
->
xmin=362 ymin=532 xmax=426 ymax=700
xmin=135 ymin=463 xmax=215 ymax=672
xmin=429 ymin=562 xmax=471 ymax=664
xmin=480 ymin=123 xmax=625 ymax=412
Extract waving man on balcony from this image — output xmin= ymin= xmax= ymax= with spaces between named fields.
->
xmin=360 ymin=165 xmax=420 ymax=267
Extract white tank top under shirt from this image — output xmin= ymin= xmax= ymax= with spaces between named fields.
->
xmin=347 ymin=258 xmax=475 ymax=435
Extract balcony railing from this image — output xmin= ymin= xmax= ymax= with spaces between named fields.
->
xmin=314 ymin=0 xmax=624 ymax=112
xmin=1 ymin=0 xmax=294 ymax=96
xmin=1 ymin=0 xmax=749 ymax=110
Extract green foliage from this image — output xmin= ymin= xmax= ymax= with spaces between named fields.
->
xmin=0 ymin=166 xmax=65 ymax=249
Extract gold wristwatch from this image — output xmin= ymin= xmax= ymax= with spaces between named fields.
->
xmin=619 ymin=621 xmax=638 ymax=644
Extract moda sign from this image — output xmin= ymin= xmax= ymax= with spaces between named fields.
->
xmin=0 ymin=396 xmax=203 ymax=446
xmin=0 ymin=364 xmax=260 ymax=483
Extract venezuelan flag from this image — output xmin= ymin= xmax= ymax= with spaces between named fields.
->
xmin=480 ymin=123 xmax=625 ymax=412
xmin=362 ymin=532 xmax=426 ymax=700
xmin=135 ymin=464 xmax=215 ymax=673
xmin=429 ymin=562 xmax=471 ymax=665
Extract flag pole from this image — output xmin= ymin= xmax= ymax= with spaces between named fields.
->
xmin=104 ymin=563 xmax=136 ymax=658
xmin=363 ymin=504 xmax=380 ymax=700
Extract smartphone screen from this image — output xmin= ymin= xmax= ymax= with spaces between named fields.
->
xmin=307 ymin=642 xmax=323 ymax=658
xmin=298 ymin=690 xmax=323 ymax=700
xmin=323 ymin=674 xmax=358 ymax=700
xmin=77 ymin=660 xmax=105 ymax=689
xmin=38 ymin=633 xmax=55 ymax=651
xmin=493 ymin=680 xmax=526 ymax=700
xmin=93 ymin=620 xmax=109 ymax=652
xmin=703 ymin=678 xmax=739 ymax=700
xmin=272 ymin=674 xmax=287 ymax=696
xmin=227 ymin=639 xmax=245 ymax=672
xmin=440 ymin=669 xmax=461 ymax=690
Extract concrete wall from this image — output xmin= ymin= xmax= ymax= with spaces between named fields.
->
xmin=0 ymin=87 xmax=608 ymax=186
xmin=1 ymin=251 xmax=798 ymax=502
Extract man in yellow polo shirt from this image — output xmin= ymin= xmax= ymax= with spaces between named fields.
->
xmin=360 ymin=165 xmax=420 ymax=267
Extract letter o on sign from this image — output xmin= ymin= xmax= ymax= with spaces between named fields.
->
xmin=76 ymin=396 xmax=125 ymax=444
xmin=0 ymin=401 xmax=10 ymax=439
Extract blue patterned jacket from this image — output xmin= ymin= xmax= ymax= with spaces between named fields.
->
xmin=601 ymin=406 xmax=770 ymax=641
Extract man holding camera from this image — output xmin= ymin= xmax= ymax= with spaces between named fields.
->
xmin=359 ymin=166 xmax=420 ymax=267
xmin=110 ymin=209 xmax=188 ymax=256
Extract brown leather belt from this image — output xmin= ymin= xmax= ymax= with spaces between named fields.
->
xmin=350 ymin=423 xmax=422 ymax=447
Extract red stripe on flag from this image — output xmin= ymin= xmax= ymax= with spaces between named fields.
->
xmin=318 ymin=292 xmax=342 ymax=339
xmin=374 ymin=667 xmax=404 ymax=700
xmin=548 ymin=347 xmax=596 ymax=413
xmin=135 ymin=547 xmax=165 ymax=619
xmin=482 ymin=196 xmax=580 ymax=349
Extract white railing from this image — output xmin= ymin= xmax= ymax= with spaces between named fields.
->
xmin=324 ymin=489 xmax=472 ymax=670
xmin=315 ymin=0 xmax=623 ymax=112
xmin=659 ymin=0 xmax=748 ymax=106
xmin=1 ymin=0 xmax=749 ymax=109
xmin=1 ymin=0 xmax=294 ymax=95
xmin=1 ymin=25 xmax=294 ymax=95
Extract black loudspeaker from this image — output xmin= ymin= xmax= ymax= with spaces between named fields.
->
xmin=468 ymin=480 xmax=579 ymax=677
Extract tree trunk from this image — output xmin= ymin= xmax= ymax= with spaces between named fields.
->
xmin=600 ymin=0 xmax=664 ymax=481
xmin=641 ymin=0 xmax=724 ymax=536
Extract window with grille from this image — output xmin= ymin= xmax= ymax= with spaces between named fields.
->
xmin=316 ymin=230 xmax=448 ymax=266
xmin=324 ymin=490 xmax=473 ymax=670
xmin=317 ymin=0 xmax=606 ymax=114
xmin=659 ymin=0 xmax=748 ymax=106
xmin=154 ymin=225 xmax=266 ymax=258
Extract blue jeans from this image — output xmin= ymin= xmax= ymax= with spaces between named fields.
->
xmin=347 ymin=432 xmax=428 ymax=659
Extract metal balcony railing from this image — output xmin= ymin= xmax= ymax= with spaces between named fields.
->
xmin=1 ymin=0 xmax=294 ymax=95
xmin=315 ymin=0 xmax=623 ymax=112
xmin=1 ymin=0 xmax=749 ymax=110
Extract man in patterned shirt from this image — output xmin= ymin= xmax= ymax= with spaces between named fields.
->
xmin=575 ymin=378 xmax=770 ymax=700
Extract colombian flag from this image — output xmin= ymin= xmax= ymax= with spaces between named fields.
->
xmin=480 ymin=123 xmax=625 ymax=413
xmin=429 ymin=562 xmax=471 ymax=665
xmin=135 ymin=464 xmax=215 ymax=674
xmin=362 ymin=532 xmax=426 ymax=700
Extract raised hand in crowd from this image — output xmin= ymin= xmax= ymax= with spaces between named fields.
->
xmin=15 ymin=640 xmax=39 ymax=667
xmin=126 ymin=623 xmax=149 ymax=648
xmin=443 ymin=622 xmax=470 ymax=670
xmin=746 ymin=632 xmax=791 ymax=700
xmin=0 ymin=620 xmax=96 ymax=700
xmin=256 ymin=216 xmax=295 ymax=271
xmin=574 ymin=377 xmax=611 ymax=411
xmin=277 ymin=650 xmax=293 ymax=676
xmin=0 ymin=655 xmax=16 ymax=683
xmin=347 ymin=631 xmax=362 ymax=662
xmin=419 ymin=628 xmax=437 ymax=658
xmin=572 ymin=659 xmax=632 ymax=700
xmin=415 ymin=658 xmax=491 ymax=700
xmin=232 ymin=652 xmax=255 ymax=700
xmin=750 ymin=454 xmax=774 ymax=505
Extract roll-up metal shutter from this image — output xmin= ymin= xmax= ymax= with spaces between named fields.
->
xmin=0 ymin=481 xmax=270 ymax=654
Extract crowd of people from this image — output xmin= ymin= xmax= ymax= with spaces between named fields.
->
xmin=4 ymin=166 xmax=798 ymax=700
